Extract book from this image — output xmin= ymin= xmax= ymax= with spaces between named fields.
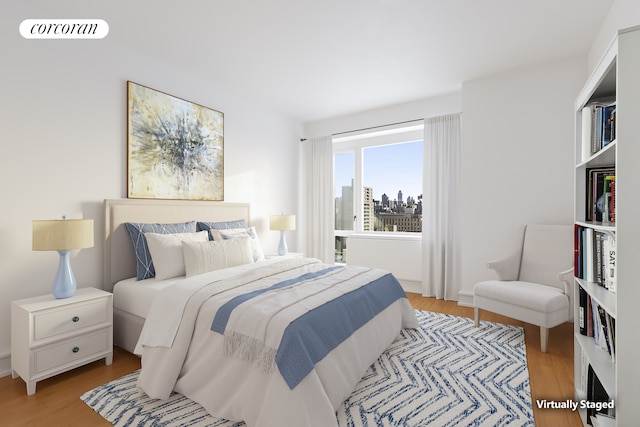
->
xmin=601 ymin=104 xmax=616 ymax=147
xmin=582 ymin=100 xmax=616 ymax=157
xmin=597 ymin=305 xmax=612 ymax=356
xmin=609 ymin=107 xmax=616 ymax=142
xmin=608 ymin=315 xmax=616 ymax=359
xmin=604 ymin=311 xmax=615 ymax=362
xmin=581 ymin=105 xmax=593 ymax=161
xmin=585 ymin=227 xmax=595 ymax=283
xmin=575 ymin=226 xmax=616 ymax=292
xmin=586 ymin=167 xmax=615 ymax=222
xmin=579 ymin=286 xmax=588 ymax=335
xmin=587 ymin=294 xmax=594 ymax=337
xmin=574 ymin=224 xmax=582 ymax=278
xmin=594 ymin=105 xmax=603 ymax=154
xmin=602 ymin=176 xmax=615 ymax=223
xmin=604 ymin=233 xmax=616 ymax=292
xmin=609 ymin=179 xmax=616 ymax=222
xmin=586 ymin=365 xmax=615 ymax=423
xmin=592 ymin=298 xmax=600 ymax=346
xmin=595 ymin=231 xmax=604 ymax=286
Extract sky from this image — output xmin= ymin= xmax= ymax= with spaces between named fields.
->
xmin=335 ymin=140 xmax=423 ymax=203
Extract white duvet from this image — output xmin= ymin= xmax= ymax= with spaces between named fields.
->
xmin=136 ymin=257 xmax=417 ymax=427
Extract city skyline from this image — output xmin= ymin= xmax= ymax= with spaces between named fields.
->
xmin=335 ymin=140 xmax=423 ymax=203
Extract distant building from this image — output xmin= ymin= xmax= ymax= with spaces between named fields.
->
xmin=376 ymin=212 xmax=422 ymax=232
xmin=336 ymin=186 xmax=421 ymax=235
xmin=363 ymin=186 xmax=374 ymax=231
xmin=335 ymin=180 xmax=354 ymax=231
xmin=381 ymin=193 xmax=389 ymax=208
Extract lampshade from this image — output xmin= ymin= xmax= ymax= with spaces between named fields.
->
xmin=33 ymin=217 xmax=94 ymax=299
xmin=269 ymin=215 xmax=296 ymax=231
xmin=33 ymin=218 xmax=94 ymax=251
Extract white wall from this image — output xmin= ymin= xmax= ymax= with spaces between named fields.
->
xmin=458 ymin=0 xmax=640 ymax=306
xmin=303 ymin=61 xmax=583 ymax=306
xmin=304 ymin=93 xmax=462 ymax=139
xmin=458 ymin=57 xmax=583 ymax=304
xmin=346 ymin=234 xmax=422 ymax=294
xmin=0 ymin=5 xmax=302 ymax=375
xmin=588 ymin=0 xmax=640 ymax=73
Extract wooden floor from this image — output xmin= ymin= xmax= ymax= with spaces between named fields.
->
xmin=0 ymin=295 xmax=581 ymax=427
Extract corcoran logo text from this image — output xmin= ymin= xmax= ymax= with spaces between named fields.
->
xmin=20 ymin=19 xmax=109 ymax=39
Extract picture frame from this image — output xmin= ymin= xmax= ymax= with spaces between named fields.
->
xmin=127 ymin=81 xmax=224 ymax=201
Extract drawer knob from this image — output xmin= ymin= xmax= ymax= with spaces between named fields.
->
xmin=72 ymin=347 xmax=80 ymax=353
xmin=72 ymin=316 xmax=80 ymax=323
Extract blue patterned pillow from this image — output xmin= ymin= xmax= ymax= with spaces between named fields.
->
xmin=125 ymin=221 xmax=197 ymax=280
xmin=197 ymin=219 xmax=247 ymax=240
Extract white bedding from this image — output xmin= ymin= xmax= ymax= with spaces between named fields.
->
xmin=136 ymin=257 xmax=418 ymax=427
xmin=112 ymin=276 xmax=175 ymax=318
xmin=113 ymin=258 xmax=288 ymax=320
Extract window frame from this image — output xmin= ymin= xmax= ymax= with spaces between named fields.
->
xmin=333 ymin=123 xmax=424 ymax=239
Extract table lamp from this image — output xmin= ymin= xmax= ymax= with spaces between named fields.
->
xmin=269 ymin=214 xmax=296 ymax=256
xmin=32 ymin=216 xmax=94 ymax=299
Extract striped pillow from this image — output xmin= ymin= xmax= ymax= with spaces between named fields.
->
xmin=182 ymin=238 xmax=254 ymax=277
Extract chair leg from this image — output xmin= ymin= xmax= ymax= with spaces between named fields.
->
xmin=540 ymin=327 xmax=549 ymax=353
xmin=474 ymin=307 xmax=480 ymax=327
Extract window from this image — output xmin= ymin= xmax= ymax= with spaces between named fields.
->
xmin=333 ymin=122 xmax=424 ymax=263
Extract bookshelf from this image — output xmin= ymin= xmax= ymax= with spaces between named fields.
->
xmin=573 ymin=26 xmax=640 ymax=427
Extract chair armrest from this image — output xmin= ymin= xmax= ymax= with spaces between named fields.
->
xmin=486 ymin=252 xmax=520 ymax=281
xmin=558 ymin=267 xmax=574 ymax=295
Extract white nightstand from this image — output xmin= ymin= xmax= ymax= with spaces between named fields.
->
xmin=11 ymin=287 xmax=113 ymax=395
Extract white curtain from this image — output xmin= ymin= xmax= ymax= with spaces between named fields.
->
xmin=422 ymin=113 xmax=462 ymax=300
xmin=303 ymin=136 xmax=335 ymax=263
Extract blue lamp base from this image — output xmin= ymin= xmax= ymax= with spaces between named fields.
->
xmin=278 ymin=231 xmax=288 ymax=256
xmin=52 ymin=250 xmax=77 ymax=299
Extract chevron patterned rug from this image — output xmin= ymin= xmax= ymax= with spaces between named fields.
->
xmin=81 ymin=310 xmax=533 ymax=426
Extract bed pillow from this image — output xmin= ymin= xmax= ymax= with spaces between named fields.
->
xmin=125 ymin=221 xmax=197 ymax=280
xmin=145 ymin=231 xmax=209 ymax=280
xmin=210 ymin=226 xmax=265 ymax=262
xmin=197 ymin=219 xmax=248 ymax=238
xmin=182 ymin=238 xmax=254 ymax=277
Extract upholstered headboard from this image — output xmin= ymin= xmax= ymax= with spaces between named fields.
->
xmin=103 ymin=198 xmax=251 ymax=291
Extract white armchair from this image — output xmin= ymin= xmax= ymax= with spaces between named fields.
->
xmin=473 ymin=224 xmax=574 ymax=353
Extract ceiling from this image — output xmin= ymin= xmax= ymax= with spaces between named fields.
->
xmin=28 ymin=0 xmax=614 ymax=123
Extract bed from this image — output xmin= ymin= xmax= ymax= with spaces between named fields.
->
xmin=104 ymin=198 xmax=255 ymax=353
xmin=104 ymin=198 xmax=418 ymax=427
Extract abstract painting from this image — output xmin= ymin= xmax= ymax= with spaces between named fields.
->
xmin=127 ymin=81 xmax=224 ymax=200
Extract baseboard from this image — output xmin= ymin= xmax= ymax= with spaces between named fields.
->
xmin=457 ymin=290 xmax=474 ymax=307
xmin=0 ymin=351 xmax=11 ymax=378
xmin=398 ymin=279 xmax=422 ymax=295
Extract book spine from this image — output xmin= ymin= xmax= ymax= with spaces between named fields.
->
xmin=602 ymin=176 xmax=614 ymax=223
xmin=585 ymin=227 xmax=595 ymax=283
xmin=608 ymin=178 xmax=616 ymax=223
xmin=579 ymin=286 xmax=588 ymax=335
xmin=574 ymin=224 xmax=582 ymax=278
xmin=605 ymin=233 xmax=616 ymax=293
xmin=595 ymin=231 xmax=603 ymax=286
xmin=581 ymin=106 xmax=593 ymax=161
xmin=585 ymin=101 xmax=616 ymax=156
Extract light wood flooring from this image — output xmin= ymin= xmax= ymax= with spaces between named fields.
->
xmin=0 ymin=294 xmax=580 ymax=426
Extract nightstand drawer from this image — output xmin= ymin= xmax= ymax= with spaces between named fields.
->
xmin=12 ymin=288 xmax=113 ymax=395
xmin=33 ymin=298 xmax=110 ymax=341
xmin=34 ymin=329 xmax=110 ymax=374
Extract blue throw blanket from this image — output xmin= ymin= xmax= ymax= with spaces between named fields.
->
xmin=211 ymin=266 xmax=408 ymax=389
